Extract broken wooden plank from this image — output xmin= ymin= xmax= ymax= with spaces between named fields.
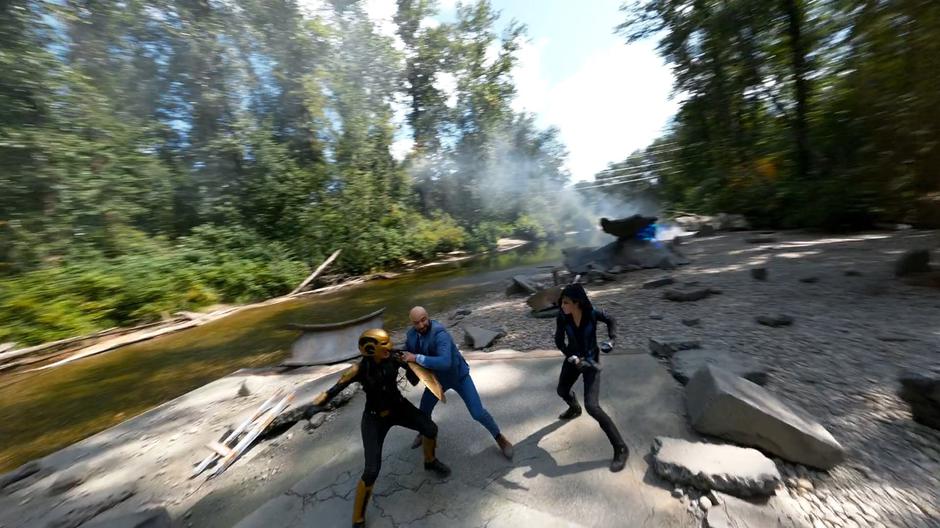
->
xmin=190 ymin=388 xmax=285 ymax=479
xmin=206 ymin=441 xmax=233 ymax=458
xmin=209 ymin=393 xmax=295 ymax=479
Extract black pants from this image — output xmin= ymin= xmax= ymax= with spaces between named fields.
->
xmin=556 ymin=360 xmax=626 ymax=450
xmin=361 ymin=399 xmax=437 ymax=485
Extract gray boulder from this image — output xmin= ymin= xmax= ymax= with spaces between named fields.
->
xmin=706 ymin=492 xmax=811 ymax=528
xmin=650 ymin=437 xmax=781 ymax=497
xmin=895 ymin=249 xmax=930 ymax=277
xmin=687 ymin=365 xmax=845 ymax=469
xmin=663 ymin=287 xmax=717 ymax=302
xmin=898 ymin=373 xmax=940 ymax=430
xmin=526 ymin=286 xmax=563 ymax=312
xmin=649 ymin=337 xmax=701 ymax=358
xmin=464 ymin=325 xmax=504 ymax=349
xmin=643 ymin=276 xmax=675 ymax=289
xmin=506 ymin=275 xmax=538 ymax=296
xmin=670 ymin=349 xmax=768 ymax=386
xmin=756 ymin=315 xmax=794 ymax=327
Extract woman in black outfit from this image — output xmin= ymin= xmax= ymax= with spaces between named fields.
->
xmin=554 ymin=283 xmax=629 ymax=472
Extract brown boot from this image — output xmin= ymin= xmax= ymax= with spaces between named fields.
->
xmin=351 ymin=479 xmax=373 ymax=527
xmin=495 ymin=434 xmax=514 ymax=460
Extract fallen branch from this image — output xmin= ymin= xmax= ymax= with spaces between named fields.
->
xmin=290 ymin=250 xmax=341 ymax=296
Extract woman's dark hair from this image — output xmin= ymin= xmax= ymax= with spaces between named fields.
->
xmin=559 ymin=283 xmax=594 ymax=313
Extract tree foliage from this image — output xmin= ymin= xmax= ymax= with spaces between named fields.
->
xmin=616 ymin=0 xmax=939 ymax=228
xmin=0 ymin=0 xmax=572 ymax=344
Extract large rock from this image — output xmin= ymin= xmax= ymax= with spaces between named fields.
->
xmin=649 ymin=337 xmax=701 ymax=358
xmin=894 ymin=249 xmax=931 ymax=277
xmin=686 ymin=365 xmax=845 ymax=470
xmin=83 ymin=507 xmax=172 ymax=528
xmin=526 ymin=286 xmax=562 ymax=312
xmin=898 ymin=373 xmax=940 ymax=430
xmin=506 ymin=275 xmax=538 ymax=296
xmin=464 ymin=325 xmax=504 ymax=349
xmin=563 ymin=238 xmax=688 ymax=274
xmin=650 ymin=437 xmax=781 ymax=497
xmin=706 ymin=492 xmax=811 ymax=528
xmin=670 ymin=349 xmax=768 ymax=386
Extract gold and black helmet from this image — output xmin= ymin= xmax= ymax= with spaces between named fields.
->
xmin=358 ymin=328 xmax=392 ymax=358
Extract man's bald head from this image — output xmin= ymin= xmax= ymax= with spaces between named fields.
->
xmin=409 ymin=306 xmax=431 ymax=334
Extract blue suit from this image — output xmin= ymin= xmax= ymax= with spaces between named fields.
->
xmin=406 ymin=320 xmax=501 ymax=438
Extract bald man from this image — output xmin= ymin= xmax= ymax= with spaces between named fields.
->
xmin=401 ymin=306 xmax=514 ymax=460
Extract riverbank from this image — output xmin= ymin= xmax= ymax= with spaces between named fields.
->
xmin=0 ymin=238 xmax=535 ymax=376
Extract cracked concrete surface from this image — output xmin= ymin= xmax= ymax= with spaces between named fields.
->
xmin=229 ymin=355 xmax=697 ymax=528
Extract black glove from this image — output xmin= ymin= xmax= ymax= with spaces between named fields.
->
xmin=600 ymin=340 xmax=614 ymax=353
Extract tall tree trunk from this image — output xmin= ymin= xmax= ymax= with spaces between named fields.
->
xmin=783 ymin=0 xmax=810 ymax=180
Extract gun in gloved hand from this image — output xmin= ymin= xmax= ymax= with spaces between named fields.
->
xmin=566 ymin=354 xmax=602 ymax=372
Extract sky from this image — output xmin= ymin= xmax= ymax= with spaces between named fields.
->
xmin=363 ymin=0 xmax=679 ymax=183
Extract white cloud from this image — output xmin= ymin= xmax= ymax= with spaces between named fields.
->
xmin=363 ymin=0 xmax=406 ymax=51
xmin=434 ymin=71 xmax=459 ymax=108
xmin=512 ymin=39 xmax=677 ymax=182
xmin=420 ymin=16 xmax=441 ymax=30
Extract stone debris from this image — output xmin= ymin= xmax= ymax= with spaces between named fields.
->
xmin=651 ymin=437 xmax=781 ymax=497
xmin=705 ymin=492 xmax=811 ymax=528
xmin=898 ymin=373 xmax=940 ymax=430
xmin=649 ymin=337 xmax=701 ymax=358
xmin=756 ymin=314 xmax=794 ymax=327
xmin=663 ymin=288 xmax=718 ymax=302
xmin=670 ymin=349 xmax=768 ymax=386
xmin=463 ymin=325 xmax=505 ymax=350
xmin=643 ymin=277 xmax=676 ymax=289
xmin=505 ymin=275 xmax=538 ymax=296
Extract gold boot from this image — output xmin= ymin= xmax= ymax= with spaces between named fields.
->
xmin=352 ymin=479 xmax=372 ymax=527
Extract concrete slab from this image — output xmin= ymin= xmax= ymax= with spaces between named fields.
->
xmin=0 ymin=364 xmax=350 ymax=528
xmin=230 ymin=354 xmax=698 ymax=528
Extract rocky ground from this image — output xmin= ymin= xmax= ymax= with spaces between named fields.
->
xmin=426 ymin=229 xmax=940 ymax=528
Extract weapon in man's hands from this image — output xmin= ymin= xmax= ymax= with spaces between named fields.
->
xmin=393 ymin=348 xmax=447 ymax=403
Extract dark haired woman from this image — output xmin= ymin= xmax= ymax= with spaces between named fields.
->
xmin=554 ymin=283 xmax=629 ymax=472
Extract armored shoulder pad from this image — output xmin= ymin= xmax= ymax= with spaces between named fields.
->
xmin=339 ymin=363 xmax=359 ymax=384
